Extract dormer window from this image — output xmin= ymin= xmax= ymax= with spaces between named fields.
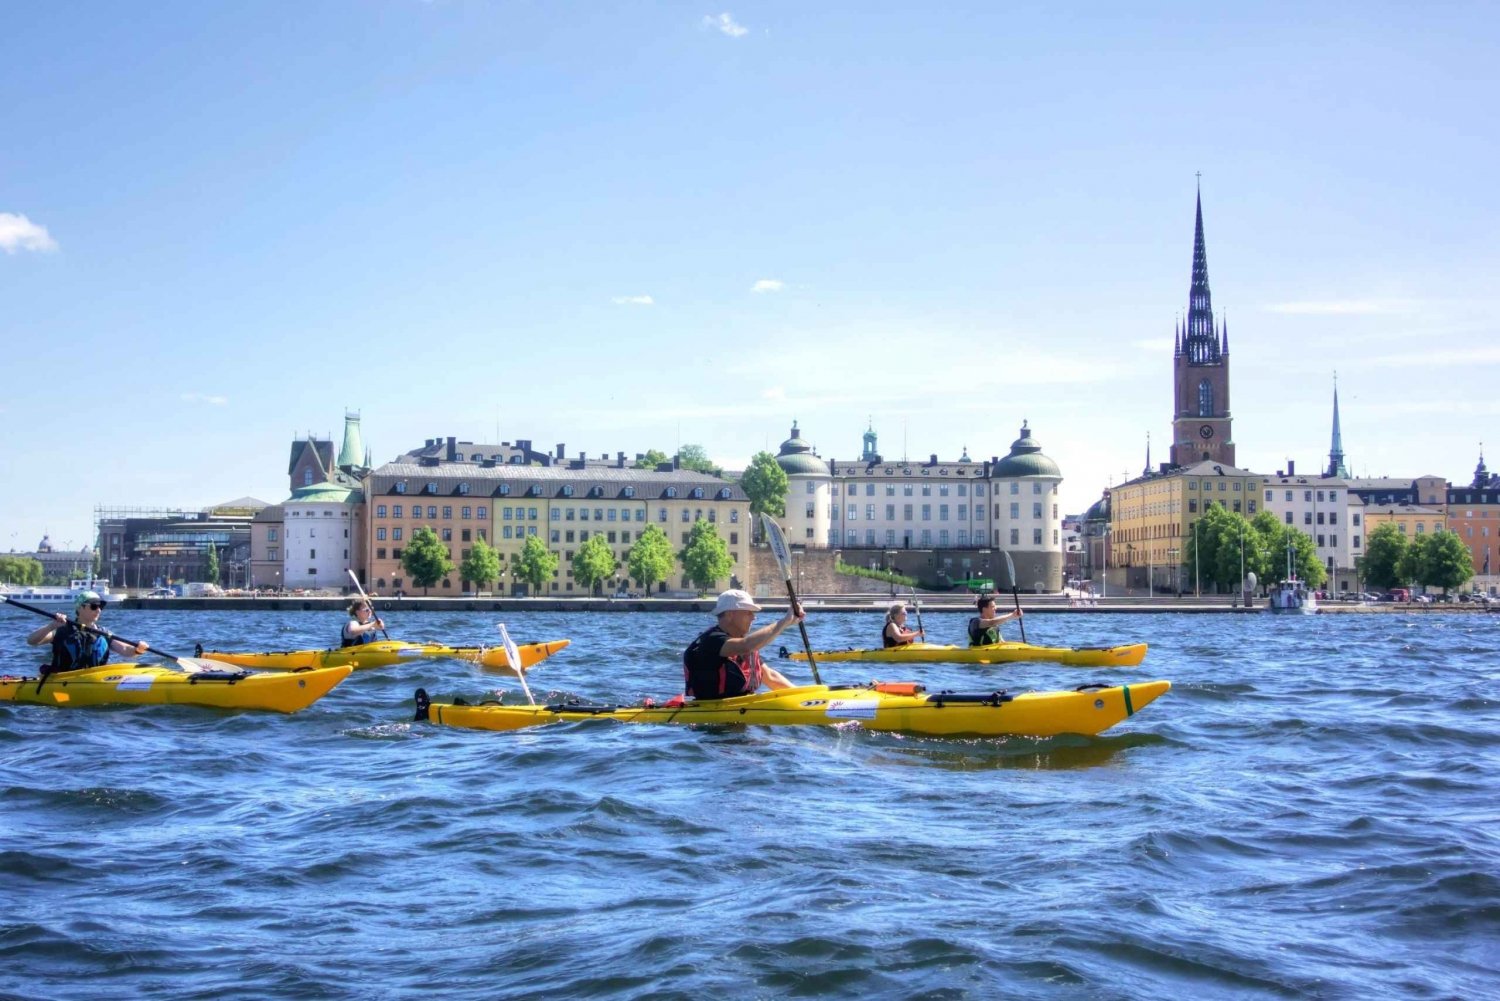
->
xmin=562 ymin=485 xmax=574 ymax=497
xmin=591 ymin=486 xmax=604 ymax=497
xmin=718 ymin=488 xmax=731 ymax=499
xmin=530 ymin=485 xmax=542 ymax=496
xmin=665 ymin=487 xmax=677 ymax=498
xmin=691 ymin=487 xmax=704 ymax=499
xmin=426 ymin=482 xmax=438 ymax=494
xmin=498 ymin=484 xmax=511 ymax=496
xmin=623 ymin=487 xmax=635 ymax=498
xmin=454 ymin=453 xmax=464 ymax=462
xmin=395 ymin=482 xmax=407 ymax=494
xmin=458 ymin=482 xmax=470 ymax=495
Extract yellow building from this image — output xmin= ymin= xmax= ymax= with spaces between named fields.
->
xmin=1362 ymin=505 xmax=1448 ymax=547
xmin=363 ymin=457 xmax=751 ymax=595
xmin=1109 ymin=459 xmax=1264 ymax=593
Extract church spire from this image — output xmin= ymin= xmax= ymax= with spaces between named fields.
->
xmin=1184 ymin=183 xmax=1222 ymax=364
xmin=1475 ymin=442 xmax=1490 ymax=489
xmin=1143 ymin=431 xmax=1152 ymax=476
xmin=1326 ymin=374 xmax=1350 ymax=478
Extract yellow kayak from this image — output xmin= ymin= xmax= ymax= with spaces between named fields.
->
xmin=414 ymin=679 xmax=1171 ymax=738
xmin=784 ymin=641 xmax=1148 ymax=667
xmin=196 ymin=638 xmax=570 ymax=673
xmin=0 ymin=663 xmax=352 ymax=713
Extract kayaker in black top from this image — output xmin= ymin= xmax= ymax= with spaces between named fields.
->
xmin=683 ymin=589 xmax=802 ymax=699
xmin=26 ymin=590 xmax=149 ymax=674
xmin=967 ymin=593 xmax=1023 ymax=647
xmin=882 ymin=603 xmax=923 ymax=648
xmin=341 ymin=599 xmax=385 ymax=647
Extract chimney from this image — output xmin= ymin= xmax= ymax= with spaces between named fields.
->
xmin=556 ymin=443 xmax=566 ymax=459
xmin=617 ymin=451 xmax=626 ymax=468
xmin=1288 ymin=460 xmax=1296 ymax=476
xmin=447 ymin=437 xmax=457 ymax=461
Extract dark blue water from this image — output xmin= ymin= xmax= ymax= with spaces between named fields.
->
xmin=2 ymin=608 xmax=1496 ymax=1000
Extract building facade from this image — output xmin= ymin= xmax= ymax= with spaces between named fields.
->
xmin=1446 ymin=451 xmax=1498 ymax=579
xmin=1110 ymin=460 xmax=1264 ymax=594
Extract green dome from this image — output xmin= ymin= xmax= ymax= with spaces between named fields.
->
xmin=289 ymin=483 xmax=360 ymax=504
xmin=991 ymin=422 xmax=1061 ymax=479
xmin=1083 ymin=492 xmax=1110 ymax=525
xmin=775 ymin=421 xmax=829 ymax=477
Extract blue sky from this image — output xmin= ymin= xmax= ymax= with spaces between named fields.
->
xmin=3 ymin=1 xmax=1496 ymax=556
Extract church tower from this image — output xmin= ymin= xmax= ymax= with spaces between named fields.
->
xmin=1326 ymin=377 xmax=1350 ymax=478
xmin=1170 ymin=186 xmax=1235 ymax=467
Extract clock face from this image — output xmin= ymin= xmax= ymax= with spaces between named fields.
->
xmin=1199 ymin=424 xmax=1215 ymax=440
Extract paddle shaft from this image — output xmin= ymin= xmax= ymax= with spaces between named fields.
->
xmin=346 ymin=569 xmax=390 ymax=640
xmin=910 ymin=586 xmax=925 ymax=637
xmin=781 ymin=580 xmax=820 ymax=685
xmin=3 ymin=594 xmax=186 ymax=670
xmin=1011 ymin=587 xmax=1027 ymax=643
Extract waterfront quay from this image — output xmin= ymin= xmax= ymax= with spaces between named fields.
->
xmin=117 ymin=593 xmax=1495 ymax=614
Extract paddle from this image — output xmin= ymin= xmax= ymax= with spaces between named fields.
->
xmin=3 ymin=595 xmax=229 ymax=674
xmin=497 ymin=622 xmax=536 ymax=705
xmin=1000 ymin=551 xmax=1028 ymax=643
xmin=909 ymin=585 xmax=926 ymax=640
xmin=759 ymin=514 xmax=820 ymax=685
xmin=346 ymin=569 xmax=391 ymax=640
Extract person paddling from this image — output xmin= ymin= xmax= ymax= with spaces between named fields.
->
xmin=968 ymin=593 xmax=1023 ymax=647
xmin=882 ymin=603 xmax=923 ymax=648
xmin=682 ymin=589 xmax=802 ymax=700
xmin=341 ymin=599 xmax=386 ymax=647
xmin=26 ymin=591 xmax=149 ymax=674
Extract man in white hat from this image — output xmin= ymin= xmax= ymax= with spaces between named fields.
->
xmin=682 ymin=588 xmax=805 ymax=700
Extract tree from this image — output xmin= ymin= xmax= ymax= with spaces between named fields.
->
xmin=625 ymin=524 xmax=675 ymax=595
xmin=513 ymin=534 xmax=559 ymax=597
xmin=679 ymin=519 xmax=733 ymax=594
xmin=1362 ymin=523 xmax=1408 ymax=590
xmin=633 ymin=449 xmax=670 ymax=470
xmin=206 ymin=542 xmax=220 ymax=586
xmin=401 ymin=526 xmax=455 ymax=594
xmin=460 ymin=537 xmax=501 ymax=592
xmin=677 ymin=444 xmax=721 ymax=476
xmin=739 ymin=451 xmax=788 ymax=532
xmin=1255 ymin=517 xmax=1325 ymax=588
xmin=0 ymin=556 xmax=43 ymax=585
xmin=1404 ymin=532 xmax=1474 ymax=593
xmin=572 ymin=535 xmax=618 ymax=596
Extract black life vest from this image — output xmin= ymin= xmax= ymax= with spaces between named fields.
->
xmin=340 ymin=624 xmax=377 ymax=648
xmin=683 ymin=625 xmax=762 ymax=699
xmin=50 ymin=621 xmax=111 ymax=673
xmin=968 ymin=617 xmax=1000 ymax=647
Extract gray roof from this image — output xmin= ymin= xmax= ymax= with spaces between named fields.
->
xmin=368 ymin=462 xmax=746 ymax=502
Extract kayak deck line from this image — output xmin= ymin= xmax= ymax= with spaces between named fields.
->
xmin=194 ymin=638 xmax=570 ymax=672
xmin=779 ymin=640 xmax=1148 ymax=667
xmin=1 ymin=663 xmax=353 ymax=713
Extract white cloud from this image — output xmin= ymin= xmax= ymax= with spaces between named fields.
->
xmin=1355 ymin=346 xmax=1500 ymax=369
xmin=1263 ymin=299 xmax=1415 ymax=315
xmin=611 ymin=294 xmax=655 ymax=306
xmin=0 ymin=213 xmax=59 ymax=254
xmin=1131 ymin=337 xmax=1175 ymax=353
xmin=181 ymin=392 xmax=229 ymax=406
xmin=703 ymin=12 xmax=748 ymax=37
xmin=752 ymin=279 xmax=784 ymax=293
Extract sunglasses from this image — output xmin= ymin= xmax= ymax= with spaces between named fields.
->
xmin=84 ymin=602 xmax=107 ymax=611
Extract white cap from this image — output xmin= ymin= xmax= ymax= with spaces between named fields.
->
xmin=713 ymin=589 xmax=762 ymax=615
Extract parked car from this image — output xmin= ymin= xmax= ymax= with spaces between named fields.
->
xmin=144 ymin=587 xmax=175 ymax=599
xmin=1414 ymin=594 xmax=1433 ymax=604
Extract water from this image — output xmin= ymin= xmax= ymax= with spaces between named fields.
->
xmin=2 ymin=608 xmax=1496 ymax=1000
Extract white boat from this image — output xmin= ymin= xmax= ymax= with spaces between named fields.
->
xmin=1266 ymin=577 xmax=1318 ymax=614
xmin=0 ymin=577 xmax=119 ymax=611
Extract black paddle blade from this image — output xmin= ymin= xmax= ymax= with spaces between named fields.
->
xmin=413 ymin=688 xmax=431 ymax=722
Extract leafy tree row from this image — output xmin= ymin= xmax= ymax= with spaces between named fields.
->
xmin=0 ymin=556 xmax=44 ymax=585
xmin=1359 ymin=523 xmax=1473 ymax=592
xmin=1182 ymin=505 xmax=1327 ymax=592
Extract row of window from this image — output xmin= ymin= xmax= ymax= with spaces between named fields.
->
xmin=390 ymin=481 xmax=730 ymax=500
xmin=820 ymin=482 xmax=1054 ymax=498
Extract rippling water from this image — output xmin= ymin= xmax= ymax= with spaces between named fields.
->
xmin=2 ymin=607 xmax=1497 ymax=999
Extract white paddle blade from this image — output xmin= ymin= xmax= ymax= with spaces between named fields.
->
xmin=760 ymin=514 xmax=792 ymax=579
xmin=497 ymin=623 xmax=535 ymax=705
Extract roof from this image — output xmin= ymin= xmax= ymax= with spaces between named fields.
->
xmin=775 ymin=421 xmax=829 ymax=477
xmin=368 ymin=462 xmax=747 ymax=501
xmin=286 ymin=483 xmax=361 ymax=505
xmin=991 ymin=423 xmax=1061 ymax=479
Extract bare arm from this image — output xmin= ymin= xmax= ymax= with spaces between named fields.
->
xmin=720 ymin=607 xmax=805 ymax=658
xmin=26 ymin=613 xmax=67 ymax=646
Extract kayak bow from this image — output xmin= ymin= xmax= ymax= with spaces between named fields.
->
xmin=1 ymin=664 xmax=352 ymax=713
xmin=784 ymin=640 xmax=1148 ymax=667
xmin=196 ymin=638 xmax=570 ymax=674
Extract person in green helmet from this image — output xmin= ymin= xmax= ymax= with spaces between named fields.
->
xmin=26 ymin=590 xmax=149 ymax=674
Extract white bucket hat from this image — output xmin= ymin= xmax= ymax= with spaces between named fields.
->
xmin=713 ymin=589 xmax=762 ymax=615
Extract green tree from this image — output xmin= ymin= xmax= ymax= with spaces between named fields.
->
xmin=0 ymin=555 xmax=44 ymax=585
xmin=633 ymin=449 xmax=670 ymax=470
xmin=1184 ymin=504 xmax=1264 ymax=592
xmin=1421 ymin=531 xmax=1477 ymax=592
xmin=1362 ymin=523 xmax=1408 ymax=590
xmin=572 ymin=535 xmax=618 ymax=595
xmin=739 ymin=451 xmax=788 ymax=532
xmin=460 ymin=537 xmax=502 ymax=592
xmin=513 ymin=534 xmax=559 ymax=597
xmin=679 ymin=519 xmax=733 ymax=594
xmin=1255 ymin=518 xmax=1325 ymax=588
xmin=206 ymin=542 xmax=220 ymax=586
xmin=677 ymin=444 xmax=722 ymax=476
xmin=401 ymin=526 xmax=455 ymax=594
xmin=625 ymin=524 xmax=675 ymax=595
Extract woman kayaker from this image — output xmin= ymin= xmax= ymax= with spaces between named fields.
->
xmin=26 ymin=590 xmax=149 ymax=674
xmin=341 ymin=599 xmax=386 ymax=647
xmin=882 ymin=603 xmax=923 ymax=647
xmin=967 ymin=593 xmax=1023 ymax=647
xmin=682 ymin=589 xmax=803 ymax=699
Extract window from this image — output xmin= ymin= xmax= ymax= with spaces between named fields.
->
xmin=1032 ymin=503 xmax=1042 ymax=518
xmin=886 ymin=530 xmax=896 ymax=545
xmin=442 ymin=506 xmax=452 ymax=519
xmin=392 ymin=505 xmax=402 ymax=518
xmin=503 ymin=526 xmax=513 ymax=539
xmin=921 ymin=485 xmax=931 ymax=497
xmin=939 ymin=530 xmax=949 ymax=546
xmin=1010 ymin=502 xmax=1020 ymax=519
xmin=303 ymin=469 xmax=314 ymax=486
xmin=267 ymin=548 xmax=279 ymax=560
xmin=1010 ymin=528 xmax=1020 ymax=545
xmin=903 ymin=504 xmax=913 ymax=520
xmin=426 ymin=506 xmax=437 ymax=518
xmin=886 ymin=504 xmax=895 ymax=520
xmin=658 ymin=509 xmax=668 ymax=522
xmin=551 ymin=530 xmax=560 ymax=543
xmin=528 ymin=508 xmax=538 ymax=520
xmin=309 ymin=549 xmax=316 ymax=559
xmin=921 ymin=505 xmax=931 ymax=521
xmin=1197 ymin=379 xmax=1214 ymax=416
xmin=886 ymin=485 xmax=895 ymax=496
xmin=1304 ymin=512 xmax=1313 ymax=525
xmin=847 ymin=505 xmax=858 ymax=521
xmin=267 ymin=529 xmax=279 ymax=542
xmin=682 ymin=510 xmax=690 ymax=522
xmin=866 ymin=504 xmax=876 ymax=520
xmin=666 ymin=487 xmax=678 ymax=498
xmin=975 ymin=485 xmax=985 ymax=496
xmin=459 ymin=483 xmax=470 ymax=495
xmin=375 ymin=548 xmax=385 ymax=560
xmin=393 ymin=528 xmax=403 ymax=541
xmin=920 ymin=529 xmax=931 ymax=545
xmin=1033 ymin=528 xmax=1043 ymax=545
xmin=376 ymin=506 xmax=387 ymax=519
xmin=692 ymin=487 xmax=704 ymax=499
xmin=729 ymin=510 xmax=738 ymax=523
xmin=1010 ymin=482 xmax=1019 ymax=495
xmin=426 ymin=482 xmax=437 ymax=494
xmin=635 ymin=509 xmax=644 ymax=522
xmin=624 ymin=487 xmax=635 ymax=498
xmin=562 ymin=485 xmax=574 ymax=497
xmin=806 ymin=503 xmax=816 ymax=518
xmin=461 ymin=506 xmax=471 ymax=519
xmin=903 ymin=485 xmax=913 ymax=496
xmin=461 ymin=529 xmax=471 ymax=542
xmin=939 ymin=505 xmax=949 ymax=520
xmin=395 ymin=482 xmax=407 ymax=494
xmin=377 ymin=528 xmax=387 ymax=541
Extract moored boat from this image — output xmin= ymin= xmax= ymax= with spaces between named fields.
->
xmin=0 ymin=578 xmax=118 ymax=611
xmin=195 ymin=638 xmax=570 ymax=673
xmin=782 ymin=640 xmax=1148 ymax=667
xmin=0 ymin=663 xmax=352 ymax=713
xmin=1266 ymin=578 xmax=1317 ymax=614
xmin=414 ymin=679 xmax=1171 ymax=738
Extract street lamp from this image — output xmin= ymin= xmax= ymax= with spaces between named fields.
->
xmin=1168 ymin=547 xmax=1179 ymax=595
xmin=1193 ymin=519 xmax=1200 ymax=598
